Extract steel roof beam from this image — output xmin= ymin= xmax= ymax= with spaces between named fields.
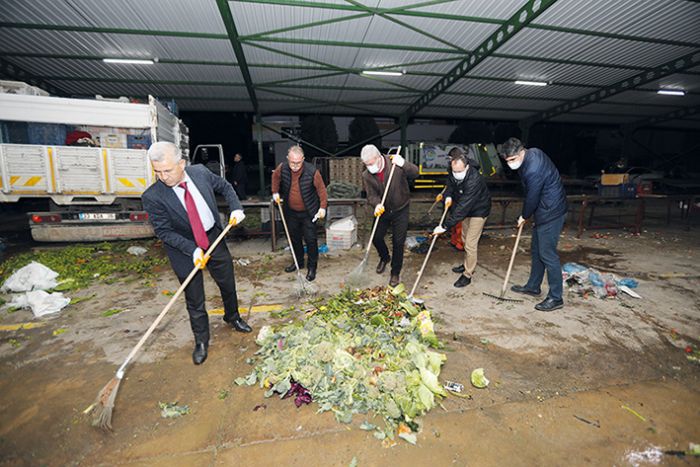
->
xmin=521 ymin=51 xmax=700 ymax=126
xmin=215 ymin=0 xmax=258 ymax=113
xmin=400 ymin=0 xmax=559 ymax=122
xmin=622 ymin=105 xmax=700 ymax=131
xmin=233 ymin=0 xmax=700 ymax=48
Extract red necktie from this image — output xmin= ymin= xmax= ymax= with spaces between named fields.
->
xmin=179 ymin=181 xmax=210 ymax=250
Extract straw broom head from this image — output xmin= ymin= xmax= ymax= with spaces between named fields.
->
xmin=87 ymin=376 xmax=122 ymax=431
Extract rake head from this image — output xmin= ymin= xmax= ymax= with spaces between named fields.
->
xmin=346 ymin=257 xmax=369 ymax=289
xmin=482 ymin=292 xmax=524 ymax=303
xmin=294 ymin=272 xmax=317 ymax=297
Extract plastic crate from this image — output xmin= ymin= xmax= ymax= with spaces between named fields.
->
xmin=325 ymin=216 xmax=357 ymax=250
xmin=327 ymin=204 xmax=354 ymax=220
xmin=598 ymin=183 xmax=636 ymax=198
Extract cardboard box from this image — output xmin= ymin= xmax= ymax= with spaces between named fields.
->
xmin=601 ymin=173 xmax=629 ymax=186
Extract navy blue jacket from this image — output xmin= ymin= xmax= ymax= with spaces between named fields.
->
xmin=518 ymin=148 xmax=567 ymax=226
xmin=142 ymin=164 xmax=242 ymax=263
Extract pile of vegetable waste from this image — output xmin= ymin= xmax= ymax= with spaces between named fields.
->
xmin=236 ymin=284 xmax=446 ymax=444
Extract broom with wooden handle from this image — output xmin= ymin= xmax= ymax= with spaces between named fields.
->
xmin=483 ymin=221 xmax=525 ymax=303
xmin=346 ymin=146 xmax=401 ymax=288
xmin=86 ymin=220 xmax=236 ymax=430
xmin=408 ymin=202 xmax=450 ymax=303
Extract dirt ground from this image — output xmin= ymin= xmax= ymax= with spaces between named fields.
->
xmin=1 ymin=203 xmax=699 ymax=466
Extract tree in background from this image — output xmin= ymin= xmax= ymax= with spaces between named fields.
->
xmin=348 ymin=116 xmax=381 ymax=153
xmin=300 ymin=115 xmax=338 ymax=157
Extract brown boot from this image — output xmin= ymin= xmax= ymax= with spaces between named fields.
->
xmin=389 ymin=274 xmax=400 ymax=287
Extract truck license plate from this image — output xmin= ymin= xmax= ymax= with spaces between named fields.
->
xmin=79 ymin=213 xmax=116 ymax=221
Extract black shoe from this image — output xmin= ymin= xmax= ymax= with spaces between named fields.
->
xmin=454 ymin=274 xmax=471 ymax=288
xmin=306 ymin=267 xmax=316 ymax=282
xmin=535 ymin=297 xmax=564 ymax=312
xmin=389 ymin=274 xmax=400 ymax=287
xmin=452 ymin=264 xmax=466 ymax=274
xmin=225 ymin=317 xmax=252 ymax=333
xmin=192 ymin=343 xmax=208 ymax=365
xmin=284 ymin=262 xmax=299 ymax=273
xmin=376 ymin=257 xmax=390 ymax=274
xmin=510 ymin=284 xmax=542 ymax=297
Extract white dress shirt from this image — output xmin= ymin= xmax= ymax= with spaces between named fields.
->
xmin=172 ymin=172 xmax=215 ymax=231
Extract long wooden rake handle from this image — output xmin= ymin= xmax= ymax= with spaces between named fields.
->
xmin=276 ymin=201 xmax=302 ymax=272
xmin=409 ymin=204 xmax=450 ymax=298
xmin=113 ymin=222 xmax=234 ymax=379
xmin=500 ymin=222 xmax=525 ymax=297
xmin=361 ymin=145 xmax=401 ymax=260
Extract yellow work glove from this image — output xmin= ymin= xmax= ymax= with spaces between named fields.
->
xmin=229 ymin=209 xmax=245 ymax=226
xmin=374 ymin=204 xmax=385 ymax=217
xmin=192 ymin=248 xmax=209 ymax=269
xmin=435 ymin=193 xmax=443 ymax=203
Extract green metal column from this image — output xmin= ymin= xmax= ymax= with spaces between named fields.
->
xmin=399 ymin=116 xmax=408 ymax=155
xmin=256 ymin=116 xmax=265 ymax=197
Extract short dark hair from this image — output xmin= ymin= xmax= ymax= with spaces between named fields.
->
xmin=448 ymin=146 xmax=468 ymax=166
xmin=500 ymin=137 xmax=524 ymax=158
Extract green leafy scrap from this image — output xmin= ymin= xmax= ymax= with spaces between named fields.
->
xmin=240 ymin=287 xmax=446 ymax=444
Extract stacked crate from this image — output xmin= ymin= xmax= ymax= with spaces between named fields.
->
xmin=329 ymin=157 xmax=364 ymax=188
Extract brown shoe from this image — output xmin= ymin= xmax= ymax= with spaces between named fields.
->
xmin=389 ymin=274 xmax=400 ymax=287
xmin=376 ymin=256 xmax=390 ymax=274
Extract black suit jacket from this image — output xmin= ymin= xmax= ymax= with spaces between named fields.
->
xmin=142 ymin=164 xmax=242 ymax=269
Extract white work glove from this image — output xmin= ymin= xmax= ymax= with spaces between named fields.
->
xmin=272 ymin=193 xmax=281 ymax=205
xmin=445 ymin=196 xmax=453 ymax=208
xmin=433 ymin=225 xmax=446 ymax=236
xmin=312 ymin=208 xmax=326 ymax=223
xmin=391 ymin=154 xmax=405 ymax=167
xmin=374 ymin=204 xmax=385 ymax=217
xmin=229 ymin=209 xmax=245 ymax=226
xmin=192 ymin=247 xmax=209 ymax=269
xmin=517 ymin=215 xmax=526 ymax=228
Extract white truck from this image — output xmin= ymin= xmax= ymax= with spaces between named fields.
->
xmin=0 ymin=90 xmax=189 ymax=242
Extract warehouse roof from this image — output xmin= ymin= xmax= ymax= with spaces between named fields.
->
xmin=1 ymin=0 xmax=699 ymax=129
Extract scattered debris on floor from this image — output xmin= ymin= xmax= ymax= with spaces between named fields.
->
xmin=470 ymin=368 xmax=489 ymax=389
xmin=159 ymin=401 xmax=190 ymax=418
xmin=236 ymin=285 xmax=446 ymax=443
xmin=126 ymin=246 xmax=148 ymax=256
xmin=563 ymin=262 xmax=640 ymax=299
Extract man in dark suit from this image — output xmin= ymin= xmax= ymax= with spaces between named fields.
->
xmin=142 ymin=141 xmax=252 ymax=365
xmin=500 ymin=137 xmax=568 ymax=312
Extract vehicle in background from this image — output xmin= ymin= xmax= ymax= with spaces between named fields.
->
xmin=0 ymin=84 xmax=189 ymax=242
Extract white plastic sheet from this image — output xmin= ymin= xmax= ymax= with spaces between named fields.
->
xmin=9 ymin=290 xmax=70 ymax=317
xmin=1 ymin=261 xmax=59 ymax=292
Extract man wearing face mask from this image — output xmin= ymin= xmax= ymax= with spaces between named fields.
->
xmin=360 ymin=144 xmax=419 ymax=287
xmin=501 ymin=137 xmax=567 ymax=311
xmin=272 ymin=145 xmax=328 ymax=282
xmin=432 ymin=147 xmax=491 ymax=287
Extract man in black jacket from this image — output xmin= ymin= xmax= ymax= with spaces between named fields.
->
xmin=433 ymin=147 xmax=491 ymax=287
xmin=501 ymin=137 xmax=568 ymax=311
xmin=142 ymin=141 xmax=252 ymax=366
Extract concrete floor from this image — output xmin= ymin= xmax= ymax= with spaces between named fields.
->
xmin=0 ymin=209 xmax=698 ymax=466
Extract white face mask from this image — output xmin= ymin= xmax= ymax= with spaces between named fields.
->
xmin=507 ymin=159 xmax=523 ymax=170
xmin=366 ymin=158 xmax=382 ymax=174
xmin=453 ymin=170 xmax=467 ymax=181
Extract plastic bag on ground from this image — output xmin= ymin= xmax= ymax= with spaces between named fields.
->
xmin=127 ymin=246 xmax=148 ymax=256
xmin=9 ymin=290 xmax=70 ymax=317
xmin=2 ymin=262 xmax=59 ymax=292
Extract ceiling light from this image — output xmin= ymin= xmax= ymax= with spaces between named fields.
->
xmin=657 ymin=89 xmax=685 ymax=96
xmin=103 ymin=58 xmax=155 ymax=65
xmin=514 ymin=80 xmax=548 ymax=86
xmin=361 ymin=70 xmax=404 ymax=77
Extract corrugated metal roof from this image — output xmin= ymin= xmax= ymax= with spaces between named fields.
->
xmin=73 ymin=0 xmax=226 ymax=34
xmin=0 ymin=0 xmax=697 ymax=127
xmin=500 ymin=28 xmax=696 ymax=68
xmin=533 ymin=0 xmax=700 ymax=45
xmin=450 ymin=78 xmax=595 ymax=100
xmin=471 ymin=56 xmax=642 ymax=87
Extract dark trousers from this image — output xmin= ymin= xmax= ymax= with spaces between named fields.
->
xmin=173 ymin=226 xmax=239 ymax=345
xmin=373 ymin=205 xmax=409 ymax=276
xmin=286 ymin=208 xmax=318 ymax=269
xmin=525 ymin=214 xmax=565 ymax=301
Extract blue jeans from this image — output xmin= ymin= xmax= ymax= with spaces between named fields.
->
xmin=525 ymin=214 xmax=565 ymax=301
